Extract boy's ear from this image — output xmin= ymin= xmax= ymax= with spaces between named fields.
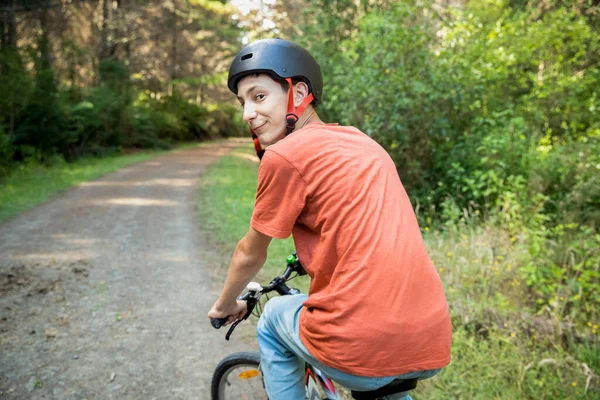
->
xmin=294 ymin=82 xmax=310 ymax=107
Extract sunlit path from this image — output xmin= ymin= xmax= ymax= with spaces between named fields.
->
xmin=0 ymin=140 xmax=253 ymax=399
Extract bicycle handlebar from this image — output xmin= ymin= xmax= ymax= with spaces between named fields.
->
xmin=210 ymin=254 xmax=305 ymax=338
xmin=211 ymin=317 xmax=228 ymax=329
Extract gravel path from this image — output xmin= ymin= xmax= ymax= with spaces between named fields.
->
xmin=0 ymin=140 xmax=255 ymax=399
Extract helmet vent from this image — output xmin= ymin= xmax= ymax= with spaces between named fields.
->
xmin=241 ymin=53 xmax=253 ymax=61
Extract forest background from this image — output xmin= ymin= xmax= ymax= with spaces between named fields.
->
xmin=1 ymin=0 xmax=599 ymax=398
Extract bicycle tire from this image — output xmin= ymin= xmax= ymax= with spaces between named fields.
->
xmin=211 ymin=351 xmax=267 ymax=400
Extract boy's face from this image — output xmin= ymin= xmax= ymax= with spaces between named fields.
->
xmin=237 ymin=74 xmax=288 ymax=146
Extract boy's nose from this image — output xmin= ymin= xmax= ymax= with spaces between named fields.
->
xmin=243 ymin=104 xmax=257 ymax=122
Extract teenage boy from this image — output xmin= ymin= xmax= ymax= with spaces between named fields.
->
xmin=208 ymin=38 xmax=451 ymax=399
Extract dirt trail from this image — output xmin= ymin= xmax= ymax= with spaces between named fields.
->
xmin=0 ymin=140 xmax=255 ymax=399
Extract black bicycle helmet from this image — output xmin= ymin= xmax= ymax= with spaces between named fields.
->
xmin=228 ymin=38 xmax=323 ymax=105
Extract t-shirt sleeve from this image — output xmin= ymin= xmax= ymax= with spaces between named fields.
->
xmin=251 ymin=150 xmax=307 ymax=239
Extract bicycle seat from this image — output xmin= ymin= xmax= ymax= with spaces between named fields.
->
xmin=350 ymin=378 xmax=418 ymax=400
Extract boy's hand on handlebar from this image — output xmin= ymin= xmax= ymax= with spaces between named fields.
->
xmin=208 ymin=300 xmax=248 ymax=327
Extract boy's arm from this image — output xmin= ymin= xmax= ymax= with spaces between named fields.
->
xmin=208 ymin=227 xmax=272 ymax=322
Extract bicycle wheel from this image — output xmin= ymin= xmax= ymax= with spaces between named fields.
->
xmin=211 ymin=351 xmax=268 ymax=400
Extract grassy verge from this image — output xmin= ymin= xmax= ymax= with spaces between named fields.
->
xmin=0 ymin=143 xmax=201 ymax=223
xmin=196 ymin=145 xmax=307 ymax=288
xmin=197 ymin=144 xmax=599 ymax=399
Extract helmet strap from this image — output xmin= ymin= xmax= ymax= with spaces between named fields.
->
xmin=285 ymin=78 xmax=314 ymax=136
xmin=251 ymin=128 xmax=265 ymax=160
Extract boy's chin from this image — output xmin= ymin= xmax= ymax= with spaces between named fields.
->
xmin=260 ymin=132 xmax=286 ymax=147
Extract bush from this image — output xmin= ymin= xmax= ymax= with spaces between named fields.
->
xmin=0 ymin=126 xmax=13 ymax=176
xmin=304 ymin=0 xmax=599 ymax=235
xmin=206 ymin=104 xmax=246 ymax=138
xmin=0 ymin=49 xmax=32 ymax=137
xmin=519 ymin=223 xmax=600 ymax=326
xmin=531 ymin=139 xmax=600 ymax=230
xmin=12 ymin=101 xmax=72 ymax=162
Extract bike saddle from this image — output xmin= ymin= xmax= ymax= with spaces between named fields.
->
xmin=350 ymin=378 xmax=418 ymax=400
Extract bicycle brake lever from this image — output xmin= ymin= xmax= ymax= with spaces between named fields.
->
xmin=225 ymin=319 xmax=242 ymax=341
xmin=224 ymin=307 xmax=255 ymax=341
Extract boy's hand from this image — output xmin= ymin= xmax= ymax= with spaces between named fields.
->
xmin=208 ymin=300 xmax=248 ymax=326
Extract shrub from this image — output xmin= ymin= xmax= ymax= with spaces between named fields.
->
xmin=0 ymin=126 xmax=13 ymax=176
xmin=519 ymin=223 xmax=600 ymax=326
xmin=206 ymin=104 xmax=246 ymax=138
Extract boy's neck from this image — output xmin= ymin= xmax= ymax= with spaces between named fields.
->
xmin=294 ymin=107 xmax=323 ymax=132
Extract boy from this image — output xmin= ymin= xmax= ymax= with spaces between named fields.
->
xmin=208 ymin=38 xmax=451 ymax=399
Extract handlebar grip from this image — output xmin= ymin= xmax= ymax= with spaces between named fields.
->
xmin=210 ymin=317 xmax=228 ymax=329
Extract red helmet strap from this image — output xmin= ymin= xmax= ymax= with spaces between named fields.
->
xmin=285 ymin=78 xmax=314 ymax=136
xmin=250 ymin=128 xmax=265 ymax=160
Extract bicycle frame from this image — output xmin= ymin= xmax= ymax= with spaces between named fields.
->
xmin=305 ymin=364 xmax=339 ymax=400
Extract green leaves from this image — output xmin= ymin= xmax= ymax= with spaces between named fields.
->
xmin=294 ymin=0 xmax=599 ymax=233
xmin=289 ymin=0 xmax=600 ymax=331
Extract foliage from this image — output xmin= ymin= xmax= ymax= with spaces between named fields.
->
xmin=206 ymin=104 xmax=247 ymax=138
xmin=0 ymin=0 xmax=245 ymax=174
xmin=519 ymin=223 xmax=600 ymax=324
xmin=0 ymin=49 xmax=32 ymax=142
xmin=426 ymin=326 xmax=599 ymax=399
xmin=0 ymin=53 xmax=245 ymax=163
xmin=0 ymin=126 xmax=13 ymax=176
xmin=299 ymin=0 xmax=599 ymax=229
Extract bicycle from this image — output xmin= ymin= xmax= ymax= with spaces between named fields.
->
xmin=210 ymin=253 xmax=419 ymax=400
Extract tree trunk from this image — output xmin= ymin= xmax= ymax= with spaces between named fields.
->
xmin=7 ymin=0 xmax=16 ymax=48
xmin=109 ymin=0 xmax=119 ymax=57
xmin=122 ymin=0 xmax=133 ymax=66
xmin=99 ymin=0 xmax=110 ymax=60
xmin=1 ymin=1 xmax=18 ymax=138
xmin=39 ymin=2 xmax=51 ymax=71
xmin=169 ymin=8 xmax=177 ymax=96
xmin=1 ymin=11 xmax=6 ymax=55
xmin=1 ymin=1 xmax=17 ymax=57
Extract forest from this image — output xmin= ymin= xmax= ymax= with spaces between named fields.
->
xmin=1 ymin=0 xmax=599 ymax=396
xmin=0 ymin=0 xmax=246 ymax=167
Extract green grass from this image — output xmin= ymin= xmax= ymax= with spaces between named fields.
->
xmin=197 ymin=144 xmax=599 ymax=399
xmin=0 ymin=142 xmax=206 ymax=223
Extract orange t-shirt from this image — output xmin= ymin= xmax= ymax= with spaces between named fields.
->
xmin=251 ymin=122 xmax=451 ymax=376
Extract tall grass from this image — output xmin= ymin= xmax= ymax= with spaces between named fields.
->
xmin=197 ymin=145 xmax=599 ymax=399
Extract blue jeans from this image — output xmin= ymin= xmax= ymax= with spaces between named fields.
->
xmin=256 ymin=294 xmax=441 ymax=399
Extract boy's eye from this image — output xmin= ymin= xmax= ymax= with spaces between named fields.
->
xmin=256 ymin=94 xmax=265 ymax=101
